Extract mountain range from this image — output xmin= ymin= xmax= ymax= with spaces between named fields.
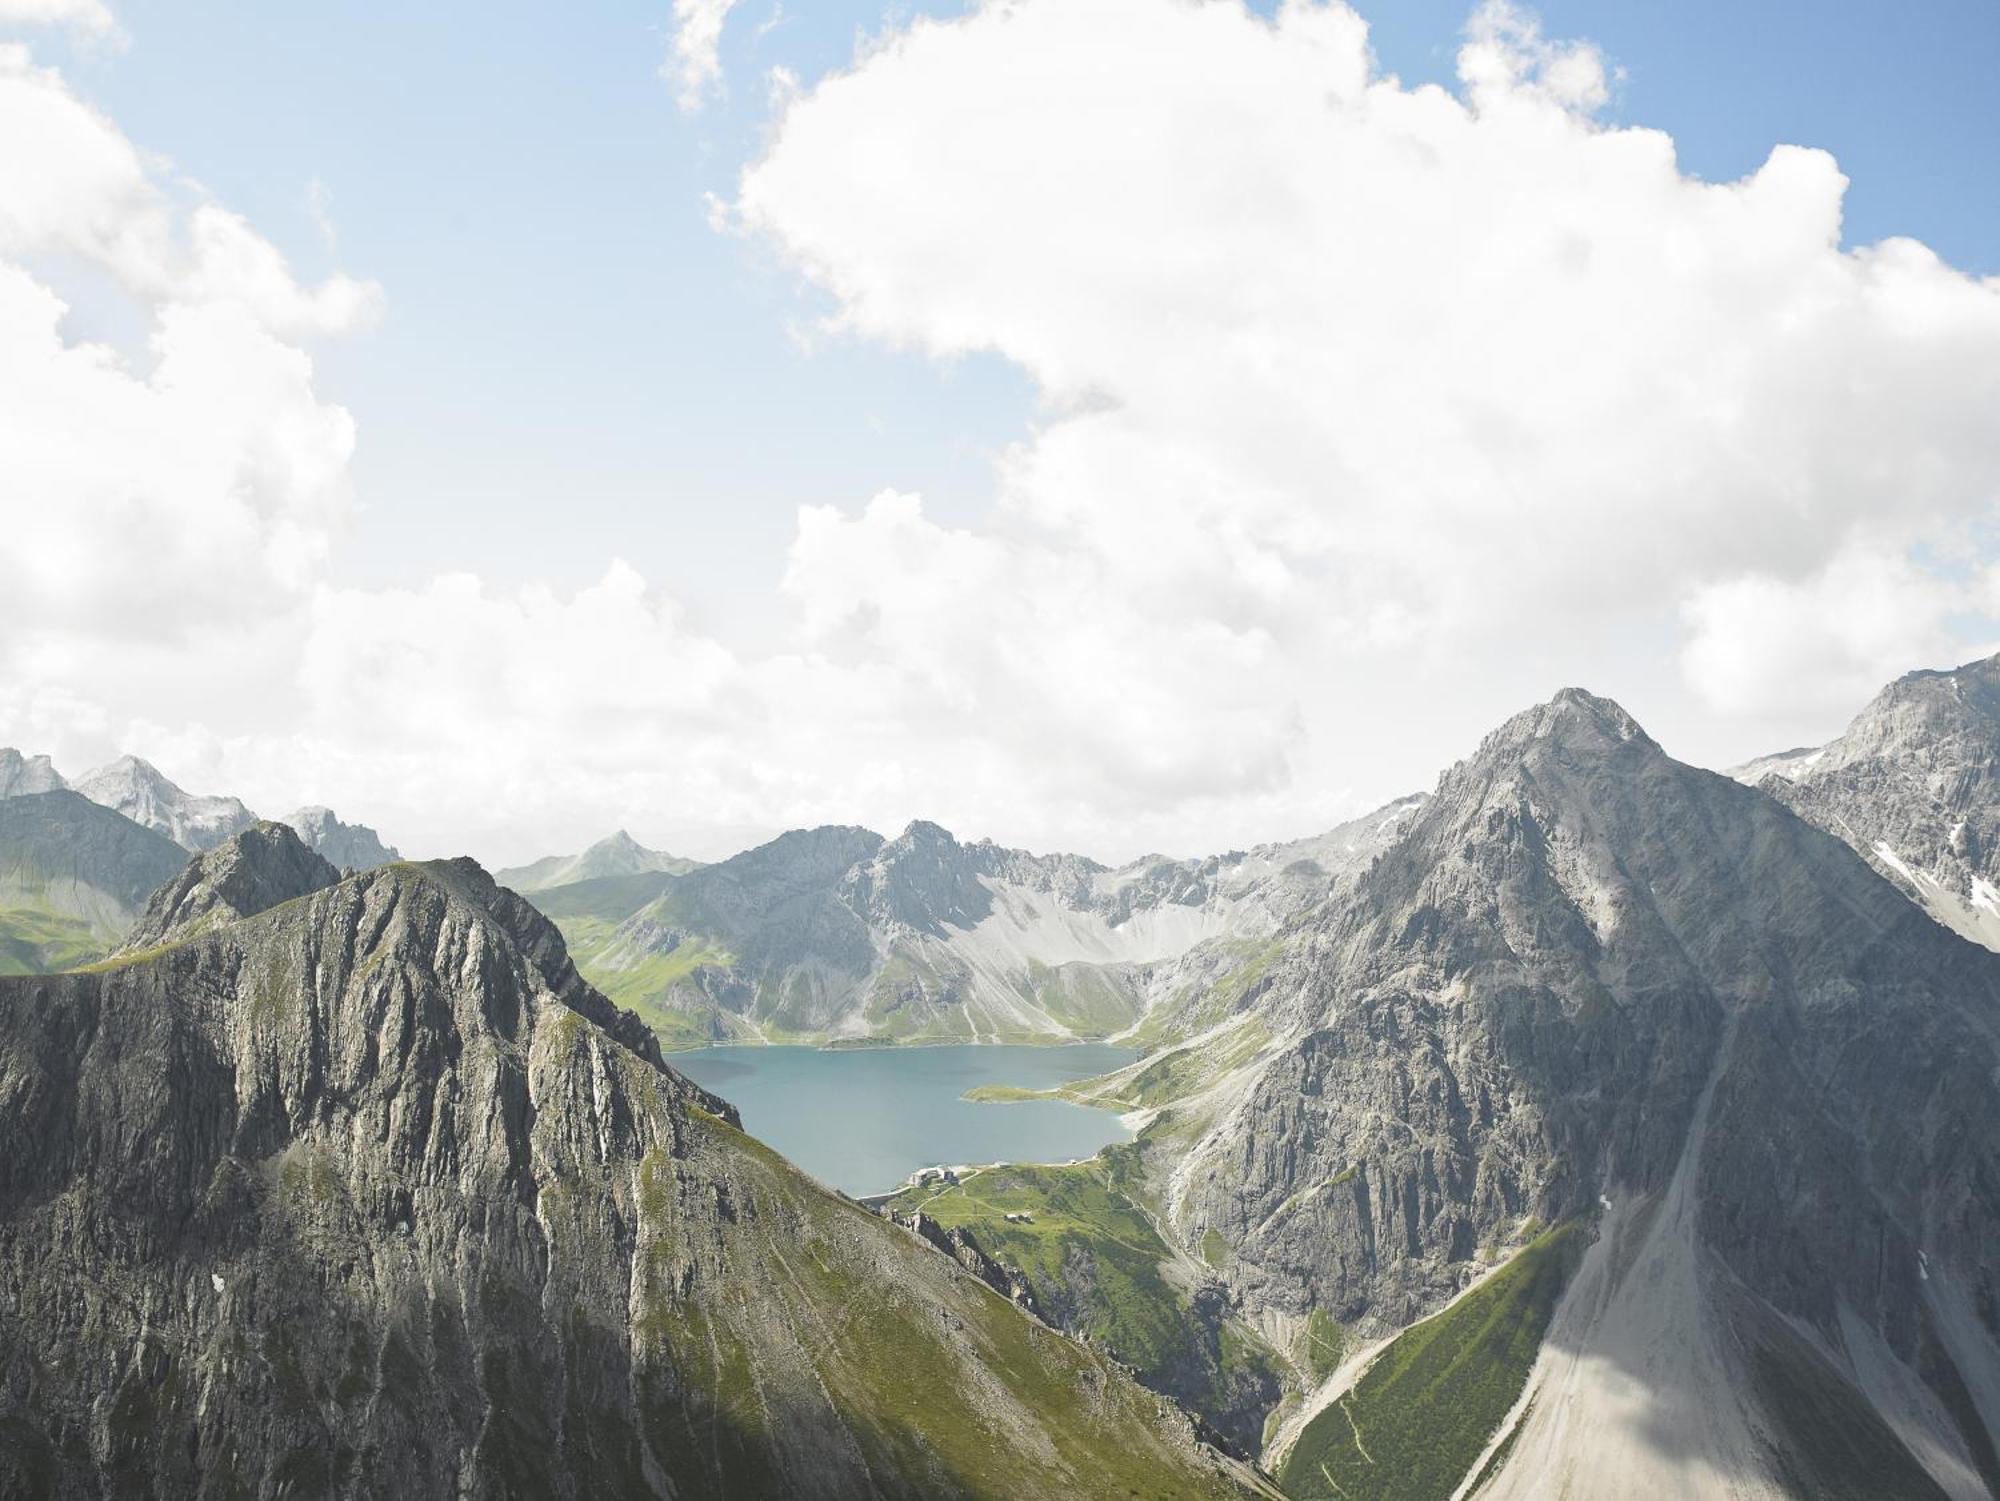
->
xmin=520 ymin=800 xmax=1424 ymax=1049
xmin=0 ymin=750 xmax=401 ymax=972
xmin=917 ymin=676 xmax=2000 ymax=1499
xmin=0 ymin=825 xmax=1272 ymax=1499
xmin=494 ymin=829 xmax=700 ymax=893
xmin=1 ymin=654 xmax=1998 ymax=1498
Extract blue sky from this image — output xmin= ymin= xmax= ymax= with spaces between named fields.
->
xmin=49 ymin=0 xmax=1998 ymax=636
xmin=5 ymin=0 xmax=1998 ymax=861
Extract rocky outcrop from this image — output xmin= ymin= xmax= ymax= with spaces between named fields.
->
xmin=72 ymin=754 xmax=257 ymax=852
xmin=0 ymin=748 xmax=65 ymax=799
xmin=120 ymin=820 xmax=342 ymax=951
xmin=0 ymin=835 xmax=1272 ymax=1500
xmin=892 ymin=1209 xmax=1046 ymax=1317
xmin=1141 ymin=689 xmax=2000 ymax=1497
xmin=1752 ymin=652 xmax=2000 ymax=951
xmin=284 ymin=806 xmax=401 ymax=871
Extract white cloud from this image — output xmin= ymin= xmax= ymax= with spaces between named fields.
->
xmin=1679 ymin=543 xmax=1977 ymax=719
xmin=0 ymin=47 xmax=371 ymax=681
xmin=728 ymin=0 xmax=2000 ymax=784
xmin=0 ymin=0 xmax=120 ymax=45
xmin=8 ymin=1 xmax=2000 ymax=868
xmin=666 ymin=0 xmax=741 ymax=111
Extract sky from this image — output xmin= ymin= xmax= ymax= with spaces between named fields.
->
xmin=1 ymin=0 xmax=1996 ymax=866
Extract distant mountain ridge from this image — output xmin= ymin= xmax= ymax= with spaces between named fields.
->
xmin=495 ymin=830 xmax=699 ymax=893
xmin=527 ymin=800 xmax=1423 ymax=1048
xmin=71 ymin=754 xmax=258 ymax=853
xmin=0 ymin=791 xmax=189 ymax=973
xmin=1736 ymin=652 xmax=2000 ymax=951
xmin=282 ymin=806 xmax=400 ymax=871
xmin=0 ymin=747 xmax=405 ymax=971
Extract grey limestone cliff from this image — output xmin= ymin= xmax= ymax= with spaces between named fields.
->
xmin=0 ymin=748 xmax=66 ymax=800
xmin=1752 ymin=652 xmax=2000 ymax=952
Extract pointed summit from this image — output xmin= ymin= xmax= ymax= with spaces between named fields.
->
xmin=121 ymin=821 xmax=340 ymax=951
xmin=1469 ymin=686 xmax=1655 ymax=766
xmin=494 ymin=829 xmax=699 ymax=893
xmin=73 ymin=754 xmax=256 ymax=852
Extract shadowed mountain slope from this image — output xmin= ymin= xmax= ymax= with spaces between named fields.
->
xmin=0 ymin=829 xmax=1274 ymax=1500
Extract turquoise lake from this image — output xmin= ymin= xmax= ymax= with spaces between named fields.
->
xmin=669 ymin=1043 xmax=1138 ymax=1197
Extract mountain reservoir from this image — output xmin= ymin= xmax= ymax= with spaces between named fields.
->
xmin=672 ymin=1043 xmax=1138 ymax=1196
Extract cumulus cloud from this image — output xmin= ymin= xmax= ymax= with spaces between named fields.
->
xmin=730 ymin=0 xmax=2000 ymax=781
xmin=666 ymin=0 xmax=741 ymax=111
xmin=0 ymin=45 xmax=372 ymax=702
xmin=9 ymin=1 xmax=2000 ymax=866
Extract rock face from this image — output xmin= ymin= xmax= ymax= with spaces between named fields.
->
xmin=0 ymin=748 xmax=66 ymax=799
xmin=284 ymin=806 xmax=401 ymax=871
xmin=72 ymin=754 xmax=258 ymax=853
xmin=548 ymin=802 xmax=1420 ymax=1047
xmin=1749 ymin=652 xmax=2000 ymax=952
xmin=495 ymin=830 xmax=699 ymax=893
xmin=1127 ymin=690 xmax=2000 ymax=1498
xmin=0 ymin=830 xmax=1271 ymax=1501
xmin=0 ymin=790 xmax=190 ymax=972
xmin=120 ymin=820 xmax=344 ymax=951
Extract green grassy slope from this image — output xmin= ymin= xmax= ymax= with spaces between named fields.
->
xmin=885 ymin=1160 xmax=1282 ymax=1453
xmin=1278 ymin=1223 xmax=1587 ymax=1501
xmin=554 ymin=913 xmax=743 ymax=1049
xmin=645 ymin=1113 xmax=1275 ymax=1500
xmin=0 ymin=904 xmax=109 ymax=974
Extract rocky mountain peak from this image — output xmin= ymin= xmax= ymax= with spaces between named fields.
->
xmin=1816 ymin=650 xmax=2000 ymax=772
xmin=1754 ymin=651 xmax=2000 ymax=948
xmin=1472 ymin=686 xmax=1653 ymax=763
xmin=121 ymin=821 xmax=341 ymax=951
xmin=719 ymin=823 xmax=886 ymax=889
xmin=846 ymin=819 xmax=994 ymax=934
xmin=283 ymin=804 xmax=401 ymax=871
xmin=73 ymin=753 xmax=258 ymax=852
xmin=0 ymin=748 xmax=66 ymax=799
xmin=1420 ymin=688 xmax=1664 ymax=844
